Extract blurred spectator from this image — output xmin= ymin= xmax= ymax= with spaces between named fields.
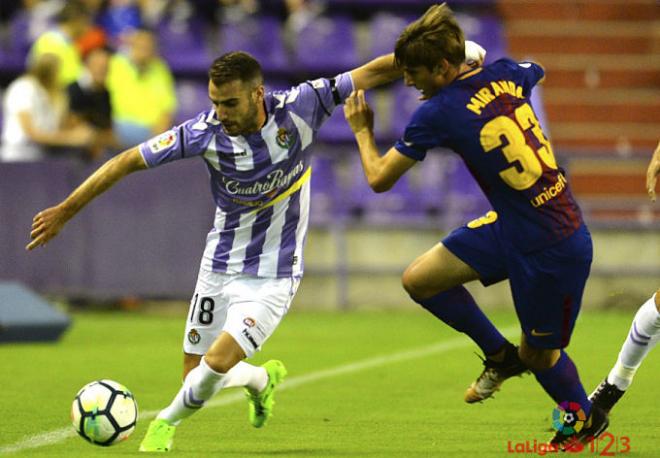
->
xmin=137 ymin=0 xmax=191 ymax=28
xmin=77 ymin=0 xmax=109 ymax=56
xmin=19 ymin=0 xmax=64 ymax=45
xmin=106 ymin=27 xmax=177 ymax=148
xmin=284 ymin=0 xmax=322 ymax=35
xmin=0 ymin=53 xmax=94 ymax=162
xmin=97 ymin=0 xmax=142 ymax=46
xmin=217 ymin=0 xmax=258 ymax=23
xmin=28 ymin=0 xmax=93 ymax=87
xmin=67 ymin=46 xmax=118 ymax=160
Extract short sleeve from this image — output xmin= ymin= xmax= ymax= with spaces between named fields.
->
xmin=139 ymin=112 xmax=213 ymax=168
xmin=394 ymin=103 xmax=446 ymax=162
xmin=497 ymin=58 xmax=545 ymax=97
xmin=286 ymin=71 xmax=354 ymax=130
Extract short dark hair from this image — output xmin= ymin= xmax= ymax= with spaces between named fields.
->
xmin=395 ymin=3 xmax=465 ymax=71
xmin=208 ymin=51 xmax=263 ymax=87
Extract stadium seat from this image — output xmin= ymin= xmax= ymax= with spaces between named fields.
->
xmin=457 ymin=14 xmax=507 ymax=63
xmin=317 ymin=108 xmax=355 ymax=144
xmin=174 ymin=80 xmax=210 ymax=124
xmin=368 ymin=12 xmax=414 ymax=60
xmin=389 ymin=82 xmax=424 ymax=140
xmin=157 ymin=16 xmax=212 ymax=74
xmin=444 ymin=156 xmax=492 ymax=226
xmin=219 ymin=15 xmax=289 ymax=73
xmin=0 ymin=10 xmax=32 ymax=73
xmin=293 ymin=16 xmax=359 ymax=74
xmin=310 ymin=154 xmax=341 ymax=225
xmin=417 ymin=152 xmax=453 ymax=219
xmin=343 ymin=155 xmax=424 ymax=223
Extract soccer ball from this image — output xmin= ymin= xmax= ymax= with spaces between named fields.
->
xmin=71 ymin=379 xmax=138 ymax=446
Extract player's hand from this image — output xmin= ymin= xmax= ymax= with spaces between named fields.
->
xmin=647 ymin=141 xmax=660 ymax=202
xmin=344 ymin=90 xmax=374 ymax=134
xmin=26 ymin=204 xmax=72 ymax=250
xmin=465 ymin=40 xmax=486 ymax=69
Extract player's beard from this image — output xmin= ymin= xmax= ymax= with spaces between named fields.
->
xmin=229 ymin=101 xmax=260 ymax=137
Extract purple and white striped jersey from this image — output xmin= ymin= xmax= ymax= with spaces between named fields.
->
xmin=139 ymin=72 xmax=354 ymax=278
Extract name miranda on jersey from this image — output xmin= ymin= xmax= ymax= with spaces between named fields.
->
xmin=223 ymin=160 xmax=305 ymax=196
xmin=466 ymin=80 xmax=525 ymax=115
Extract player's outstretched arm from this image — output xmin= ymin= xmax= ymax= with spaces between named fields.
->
xmin=26 ymin=147 xmax=147 ymax=251
xmin=350 ymin=41 xmax=486 ymax=92
xmin=349 ymin=54 xmax=401 ymax=92
xmin=344 ymin=90 xmax=416 ymax=192
xmin=646 ymin=140 xmax=660 ymax=202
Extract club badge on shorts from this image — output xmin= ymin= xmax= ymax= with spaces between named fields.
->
xmin=187 ymin=328 xmax=201 ymax=345
xmin=243 ymin=317 xmax=256 ymax=327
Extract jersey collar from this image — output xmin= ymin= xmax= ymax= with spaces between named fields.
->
xmin=457 ymin=67 xmax=483 ymax=81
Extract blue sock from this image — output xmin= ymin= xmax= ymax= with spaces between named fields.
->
xmin=415 ymin=286 xmax=507 ymax=355
xmin=533 ymin=351 xmax=591 ymax=417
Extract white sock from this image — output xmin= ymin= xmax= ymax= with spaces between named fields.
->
xmin=607 ymin=294 xmax=660 ymax=390
xmin=157 ymin=358 xmax=226 ymax=425
xmin=222 ymin=361 xmax=268 ymax=393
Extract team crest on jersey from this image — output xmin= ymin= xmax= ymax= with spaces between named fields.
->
xmin=148 ymin=130 xmax=177 ymax=153
xmin=187 ymin=328 xmax=201 ymax=345
xmin=276 ymin=128 xmax=293 ymax=149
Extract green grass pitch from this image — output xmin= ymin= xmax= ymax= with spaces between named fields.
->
xmin=0 ymin=308 xmax=658 ymax=456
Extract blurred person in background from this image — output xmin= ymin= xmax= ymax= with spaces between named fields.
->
xmin=1 ymin=52 xmax=94 ymax=162
xmin=284 ymin=0 xmax=322 ymax=34
xmin=217 ymin=0 xmax=258 ymax=23
xmin=588 ymin=140 xmax=660 ymax=414
xmin=29 ymin=0 xmax=93 ymax=88
xmin=97 ymin=0 xmax=143 ymax=46
xmin=67 ymin=46 xmax=118 ymax=160
xmin=18 ymin=0 xmax=64 ymax=45
xmin=106 ymin=27 xmax=177 ymax=149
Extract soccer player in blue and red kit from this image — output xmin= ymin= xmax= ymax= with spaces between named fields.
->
xmin=343 ymin=3 xmax=606 ymax=448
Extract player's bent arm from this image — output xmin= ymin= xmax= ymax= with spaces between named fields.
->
xmin=26 ymin=147 xmax=147 ymax=250
xmin=647 ymin=140 xmax=660 ymax=202
xmin=355 ymin=135 xmax=416 ymax=193
xmin=350 ymin=41 xmax=487 ymax=91
xmin=345 ymin=89 xmax=416 ymax=192
xmin=350 ymin=54 xmax=401 ymax=92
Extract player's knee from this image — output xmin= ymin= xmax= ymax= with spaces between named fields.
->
xmin=654 ymin=288 xmax=660 ymax=309
xmin=402 ymin=269 xmax=433 ymax=300
xmin=203 ymin=350 xmax=239 ymax=374
xmin=518 ymin=345 xmax=559 ymax=371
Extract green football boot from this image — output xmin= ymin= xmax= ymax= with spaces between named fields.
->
xmin=246 ymin=360 xmax=288 ymax=428
xmin=139 ymin=419 xmax=176 ymax=452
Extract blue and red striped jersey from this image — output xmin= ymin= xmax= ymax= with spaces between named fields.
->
xmin=395 ymin=58 xmax=584 ymax=252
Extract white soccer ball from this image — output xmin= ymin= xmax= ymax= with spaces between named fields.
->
xmin=71 ymin=379 xmax=138 ymax=446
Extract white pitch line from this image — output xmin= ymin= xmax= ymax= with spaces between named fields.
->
xmin=0 ymin=326 xmax=518 ymax=455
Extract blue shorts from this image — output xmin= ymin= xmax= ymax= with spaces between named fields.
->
xmin=442 ymin=217 xmax=593 ymax=349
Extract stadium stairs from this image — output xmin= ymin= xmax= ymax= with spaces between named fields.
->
xmin=498 ymin=0 xmax=660 ymax=226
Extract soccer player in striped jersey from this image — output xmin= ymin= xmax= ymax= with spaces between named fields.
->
xmin=589 ymin=141 xmax=660 ymax=413
xmin=26 ymin=44 xmax=485 ymax=452
xmin=343 ymin=3 xmax=605 ymax=449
